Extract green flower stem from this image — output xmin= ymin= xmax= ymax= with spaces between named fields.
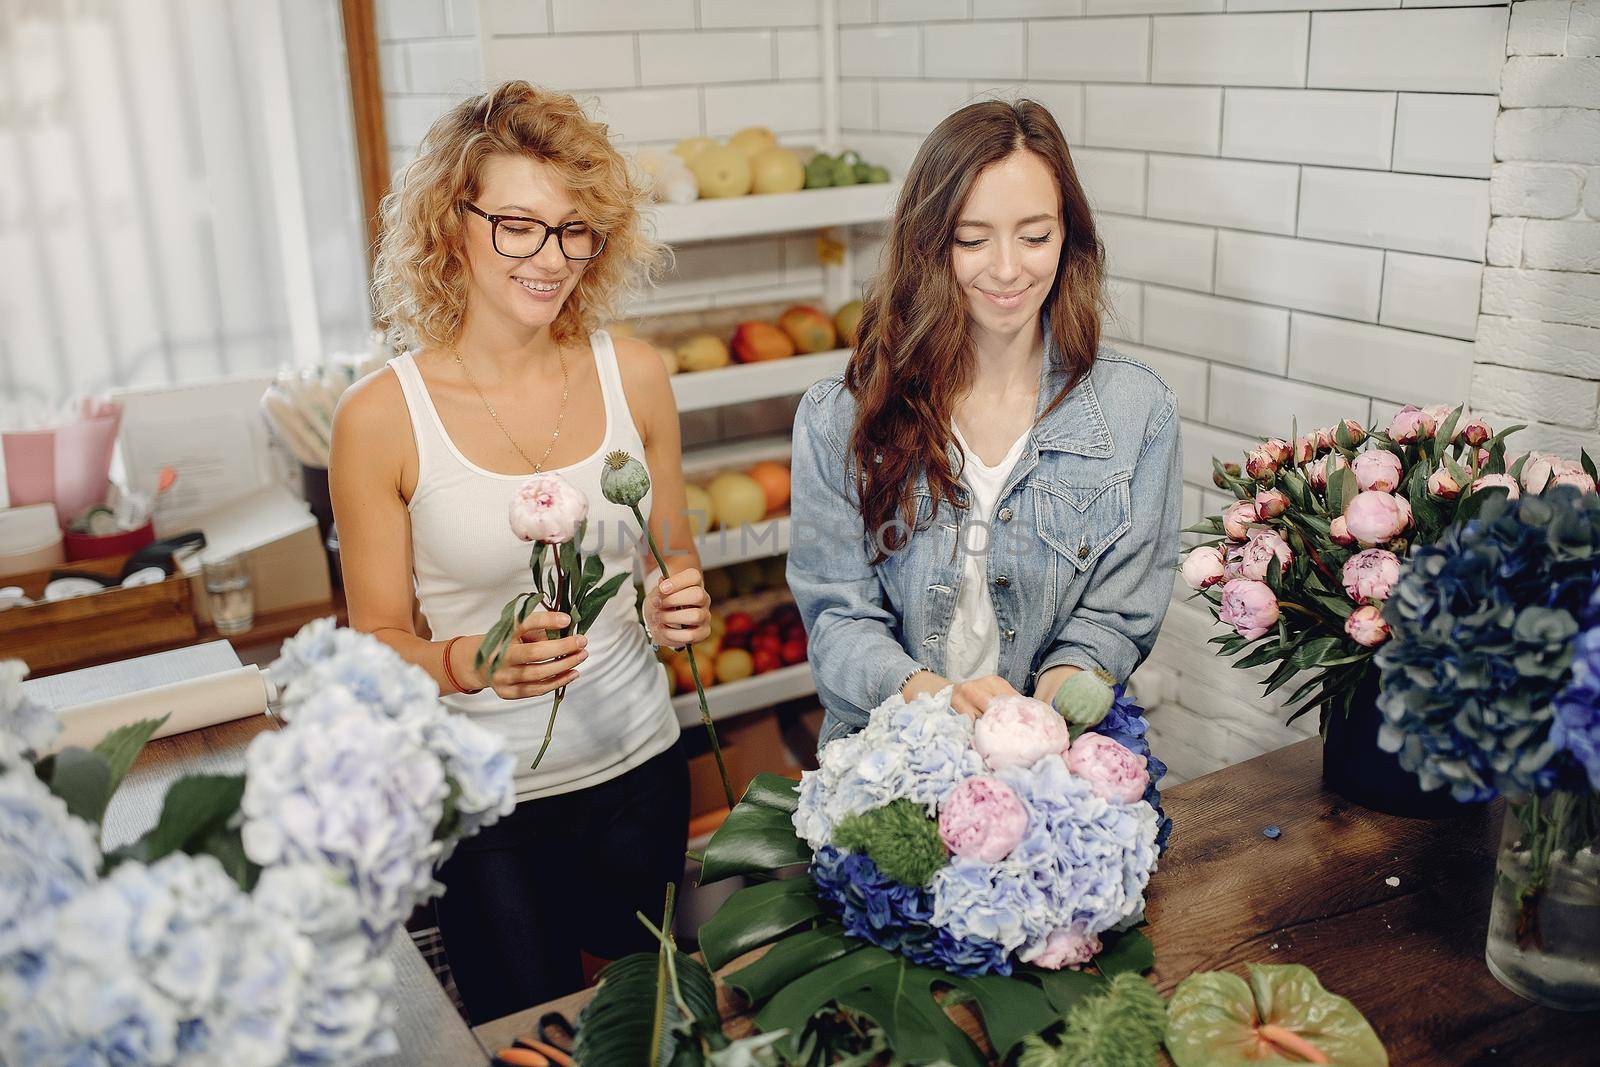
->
xmin=632 ymin=503 xmax=735 ymax=811
xmin=529 ymin=552 xmax=569 ymax=772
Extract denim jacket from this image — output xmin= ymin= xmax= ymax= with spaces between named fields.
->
xmin=787 ymin=344 xmax=1182 ymax=747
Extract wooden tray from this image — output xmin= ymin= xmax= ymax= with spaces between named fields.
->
xmin=0 ymin=554 xmax=196 ymax=673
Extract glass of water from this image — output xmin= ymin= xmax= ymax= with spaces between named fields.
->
xmin=202 ymin=552 xmax=255 ymax=635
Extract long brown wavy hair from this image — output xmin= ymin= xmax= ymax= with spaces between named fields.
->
xmin=847 ymin=99 xmax=1105 ymax=561
xmin=372 ymin=81 xmax=664 ymax=350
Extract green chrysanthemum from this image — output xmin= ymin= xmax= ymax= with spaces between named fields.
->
xmin=832 ymin=798 xmax=948 ymax=887
xmin=1018 ymin=972 xmax=1167 ymax=1067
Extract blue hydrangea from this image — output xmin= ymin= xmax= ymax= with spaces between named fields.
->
xmin=930 ymin=756 xmax=1158 ymax=957
xmin=254 ymin=864 xmax=399 ymax=1065
xmin=242 ymin=687 xmax=449 ymax=939
xmin=2 ymin=852 xmax=306 ymax=1067
xmin=272 ymin=621 xmax=515 ymax=839
xmin=1552 ymin=584 xmax=1600 ymax=791
xmin=0 ymin=660 xmax=58 ymax=768
xmin=810 ymin=845 xmax=1010 ymax=976
xmin=1091 ymin=686 xmax=1171 ymax=853
xmin=0 ymin=768 xmax=99 ymax=974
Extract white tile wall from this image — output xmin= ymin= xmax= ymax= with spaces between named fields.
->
xmin=479 ymin=0 xmax=549 ymax=35
xmin=1222 ymin=89 xmax=1396 ymax=169
xmin=1208 ymin=364 xmax=1370 ymax=438
xmin=925 ymin=21 xmax=1026 ymax=79
xmin=1143 ymin=286 xmax=1292 ymax=373
xmin=1297 ymin=167 xmax=1490 ymax=260
xmin=1099 ymin=214 xmax=1219 ymax=290
xmin=1307 ymin=8 xmax=1510 ymax=93
xmin=704 ymin=82 xmax=823 ymax=135
xmin=640 ymin=32 xmax=773 ymax=86
xmin=588 ymin=88 xmax=701 ymax=144
xmin=1288 ymin=312 xmax=1476 ymax=402
xmin=1215 ymin=230 xmax=1385 ymax=320
xmin=1075 ymin=149 xmax=1148 ymax=215
xmin=483 ymin=34 xmax=636 ymax=90
xmin=1151 ymin=14 xmax=1312 ymax=87
xmin=1379 ymin=251 xmax=1483 ymax=338
xmin=701 ymin=0 xmax=821 ymax=29
xmin=1085 ymin=85 xmax=1223 ymax=154
xmin=1104 ymin=276 xmax=1145 ymax=340
xmin=1092 ymin=0 xmax=1224 ymax=12
xmin=1029 ymin=18 xmax=1152 ymax=83
xmin=777 ymin=29 xmax=822 ymax=79
xmin=550 ymin=0 xmax=693 ymax=33
xmin=1181 ymin=420 xmax=1260 ymax=486
xmin=1392 ymin=93 xmax=1500 ymax=178
xmin=878 ymin=81 xmax=975 ymax=134
xmin=1117 ymin=343 xmax=1212 ymax=418
xmin=840 ymin=26 xmax=921 ymax=78
xmin=1146 ymin=154 xmax=1300 ymax=233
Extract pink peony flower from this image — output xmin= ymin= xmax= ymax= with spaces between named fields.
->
xmin=1330 ymin=515 xmax=1354 ymax=546
xmin=972 ymin=695 xmax=1071 ymax=772
xmin=1345 ymin=604 xmax=1391 ymax=647
xmin=1342 ymin=548 xmax=1401 ymax=603
xmin=1219 ymin=578 xmax=1280 ymax=640
xmin=1222 ymin=499 xmax=1260 ymax=541
xmin=1344 ymin=490 xmax=1409 ymax=544
xmin=937 ymin=775 xmax=1028 ymax=863
xmin=1387 ymin=405 xmax=1436 ymax=444
xmin=1292 ymin=437 xmax=1315 ymax=465
xmin=1312 ymin=427 xmax=1337 ymax=454
xmin=1065 ymin=732 xmax=1150 ymax=804
xmin=1340 ymin=419 xmax=1368 ymax=447
xmin=1471 ymin=473 xmax=1521 ymax=500
xmin=1352 ymin=450 xmax=1404 ymax=493
xmin=1456 ymin=417 xmax=1492 ymax=447
xmin=1423 ymin=404 xmax=1454 ymax=429
xmin=1181 ymin=545 xmax=1227 ymax=590
xmin=1552 ymin=460 xmax=1596 ymax=493
xmin=509 ymin=472 xmax=589 ymax=544
xmin=1264 ymin=438 xmax=1292 ymax=465
xmin=1245 ymin=446 xmax=1280 ymax=482
xmin=1021 ymin=924 xmax=1103 ymax=971
xmin=1238 ymin=529 xmax=1292 ymax=582
xmin=1254 ymin=488 xmax=1290 ymax=519
xmin=1427 ymin=467 xmax=1461 ymax=499
xmin=1521 ymin=452 xmax=1561 ymax=493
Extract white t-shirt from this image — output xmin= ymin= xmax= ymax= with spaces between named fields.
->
xmin=943 ymin=422 xmax=1029 ymax=682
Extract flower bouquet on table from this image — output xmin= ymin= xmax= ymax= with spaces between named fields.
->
xmin=1375 ymin=484 xmax=1600 ymax=1011
xmin=0 ymin=621 xmax=516 ymax=1065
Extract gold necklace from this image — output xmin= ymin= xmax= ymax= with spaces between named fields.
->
xmin=453 ymin=345 xmax=569 ymax=473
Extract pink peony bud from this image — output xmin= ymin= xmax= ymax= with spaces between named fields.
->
xmin=1427 ymin=467 xmax=1461 ymax=499
xmin=1342 ymin=548 xmax=1402 ymax=603
xmin=1423 ymin=404 xmax=1454 ymax=430
xmin=1181 ymin=545 xmax=1227 ymax=590
xmin=1352 ymin=450 xmax=1404 ymax=493
xmin=1344 ymin=490 xmax=1409 ymax=544
xmin=1246 ymin=446 xmax=1281 ymax=483
xmin=1521 ymin=452 xmax=1562 ymax=494
xmin=1471 ymin=473 xmax=1520 ymax=500
xmin=1312 ymin=427 xmax=1337 ymax=454
xmin=1345 ymin=604 xmax=1391 ymax=647
xmin=1265 ymin=439 xmax=1291 ymax=465
xmin=972 ymin=695 xmax=1071 ymax=772
xmin=509 ymin=472 xmax=589 ymax=544
xmin=1020 ymin=925 xmax=1102 ymax=971
xmin=1292 ymin=437 xmax=1315 ymax=465
xmin=1065 ymin=732 xmax=1150 ymax=805
xmin=1340 ymin=419 xmax=1368 ymax=448
xmin=1254 ymin=488 xmax=1290 ymax=519
xmin=1456 ymin=418 xmax=1492 ymax=447
xmin=1304 ymin=457 xmax=1327 ymax=491
xmin=1219 ymin=578 xmax=1280 ymax=640
xmin=1238 ymin=529 xmax=1292 ymax=582
xmin=1551 ymin=460 xmax=1596 ymax=493
xmin=1329 ymin=515 xmax=1355 ymax=546
xmin=1387 ymin=405 xmax=1436 ymax=444
xmin=937 ymin=775 xmax=1029 ymax=863
xmin=1222 ymin=499 xmax=1260 ymax=541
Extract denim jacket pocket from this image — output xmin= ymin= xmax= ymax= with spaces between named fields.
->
xmin=1033 ymin=472 xmax=1133 ymax=577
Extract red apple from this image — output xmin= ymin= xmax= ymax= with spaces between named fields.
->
xmin=752 ymin=648 xmax=782 ymax=674
xmin=725 ymin=611 xmax=756 ymax=637
xmin=779 ymin=637 xmax=807 ymax=666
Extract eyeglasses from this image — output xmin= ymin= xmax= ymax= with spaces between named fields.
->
xmin=460 ymin=202 xmax=607 ymax=261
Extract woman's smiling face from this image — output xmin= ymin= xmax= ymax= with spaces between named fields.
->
xmin=950 ymin=149 xmax=1063 ymax=339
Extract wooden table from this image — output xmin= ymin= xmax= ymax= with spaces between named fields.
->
xmin=480 ymin=738 xmax=1594 ymax=1065
xmin=106 ymin=715 xmax=488 ymax=1067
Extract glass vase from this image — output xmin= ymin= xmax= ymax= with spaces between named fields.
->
xmin=1485 ymin=788 xmax=1600 ymax=1011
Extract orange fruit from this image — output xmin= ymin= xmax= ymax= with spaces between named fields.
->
xmin=747 ymin=461 xmax=791 ymax=514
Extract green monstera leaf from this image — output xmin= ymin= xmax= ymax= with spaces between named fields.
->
xmin=1165 ymin=964 xmax=1388 ymax=1067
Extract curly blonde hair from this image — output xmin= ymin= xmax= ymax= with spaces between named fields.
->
xmin=373 ymin=81 xmax=663 ymax=349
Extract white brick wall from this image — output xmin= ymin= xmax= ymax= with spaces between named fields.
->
xmin=1478 ymin=1 xmax=1600 ymax=455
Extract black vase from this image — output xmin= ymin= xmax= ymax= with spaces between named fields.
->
xmin=1321 ymin=668 xmax=1472 ymax=819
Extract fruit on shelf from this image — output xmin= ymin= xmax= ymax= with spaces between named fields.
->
xmin=673 ymin=137 xmax=716 ymax=164
xmin=727 ymin=560 xmax=767 ymax=597
xmin=715 ymin=648 xmax=755 ymax=684
xmin=750 ymin=147 xmax=805 ymax=195
xmin=724 ymin=611 xmax=757 ymax=641
xmin=776 ymin=304 xmax=837 ymax=354
xmin=803 ymin=149 xmax=891 ymax=189
xmin=746 ymin=460 xmax=791 ymax=513
xmin=728 ymin=126 xmax=778 ymax=158
xmin=730 ymin=321 xmax=796 ymax=363
xmin=707 ymin=471 xmax=768 ymax=530
xmin=690 ymin=145 xmax=754 ymax=199
xmin=676 ymin=333 xmax=731 ymax=373
xmin=635 ymin=150 xmax=698 ymax=204
xmin=834 ymin=299 xmax=864 ymax=347
xmin=683 ymin=484 xmax=717 ymax=538
xmin=656 ymin=344 xmax=680 ymax=375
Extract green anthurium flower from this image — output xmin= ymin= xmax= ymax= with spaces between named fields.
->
xmin=1165 ymin=964 xmax=1387 ymax=1067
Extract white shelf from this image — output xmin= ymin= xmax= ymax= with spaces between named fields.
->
xmin=646 ymin=182 xmax=901 ymax=245
xmin=673 ymin=661 xmax=817 ymax=727
xmin=681 ymin=434 xmax=792 ymax=479
xmin=671 ymin=350 xmax=848 ymax=412
xmin=696 ymin=515 xmax=790 ymax=571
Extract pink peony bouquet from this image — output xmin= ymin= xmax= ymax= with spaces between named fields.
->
xmin=1184 ymin=405 xmax=1597 ymax=729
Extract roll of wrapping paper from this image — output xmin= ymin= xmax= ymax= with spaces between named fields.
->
xmin=52 ymin=665 xmax=274 ymax=752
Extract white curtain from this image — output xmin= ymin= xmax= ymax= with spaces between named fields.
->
xmin=0 ymin=0 xmax=370 ymax=411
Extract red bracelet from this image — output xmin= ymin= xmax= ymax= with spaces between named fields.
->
xmin=441 ymin=635 xmax=483 ymax=695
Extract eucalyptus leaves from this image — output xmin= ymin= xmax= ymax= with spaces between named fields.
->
xmin=478 ymin=472 xmax=631 ymax=771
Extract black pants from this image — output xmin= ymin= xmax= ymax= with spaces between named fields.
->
xmin=434 ymin=741 xmax=690 ymax=1025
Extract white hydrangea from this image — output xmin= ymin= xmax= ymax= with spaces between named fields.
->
xmin=0 ymin=659 xmax=58 ymax=767
xmin=0 ymin=768 xmax=100 ymax=968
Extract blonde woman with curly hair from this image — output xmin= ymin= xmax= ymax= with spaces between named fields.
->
xmin=330 ymin=81 xmax=710 ymax=1020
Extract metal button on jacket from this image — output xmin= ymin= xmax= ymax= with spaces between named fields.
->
xmin=998 ymin=506 xmax=1013 ymax=522
xmin=995 ymin=574 xmax=1010 ymax=587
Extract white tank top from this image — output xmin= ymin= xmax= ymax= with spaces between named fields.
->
xmin=943 ymin=422 xmax=1029 ymax=683
xmin=388 ymin=331 xmax=678 ymax=802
